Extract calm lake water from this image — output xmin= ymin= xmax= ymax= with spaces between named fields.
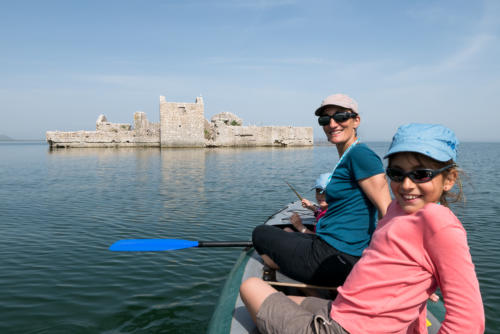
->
xmin=1 ymin=141 xmax=499 ymax=333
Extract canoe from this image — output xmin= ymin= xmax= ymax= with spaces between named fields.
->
xmin=207 ymin=200 xmax=446 ymax=334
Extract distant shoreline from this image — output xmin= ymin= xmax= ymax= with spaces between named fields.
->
xmin=1 ymin=138 xmax=498 ymax=144
xmin=0 ymin=134 xmax=14 ymax=141
xmin=0 ymin=138 xmax=45 ymax=142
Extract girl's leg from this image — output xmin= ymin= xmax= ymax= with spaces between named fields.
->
xmin=241 ymin=279 xmax=345 ymax=334
xmin=289 ymin=295 xmax=306 ymax=305
xmin=240 ymin=277 xmax=278 ymax=323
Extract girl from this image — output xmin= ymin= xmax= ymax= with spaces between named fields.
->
xmin=240 ymin=123 xmax=484 ymax=333
xmin=287 ymin=172 xmax=330 ymax=234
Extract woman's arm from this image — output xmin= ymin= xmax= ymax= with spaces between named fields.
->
xmin=358 ymin=173 xmax=392 ymax=218
xmin=290 ymin=212 xmax=314 ymax=234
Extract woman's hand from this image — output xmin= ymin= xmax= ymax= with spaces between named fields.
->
xmin=290 ymin=212 xmax=312 ymax=233
xmin=290 ymin=212 xmax=305 ymax=231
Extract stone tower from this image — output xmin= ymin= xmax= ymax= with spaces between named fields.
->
xmin=159 ymin=95 xmax=205 ymax=147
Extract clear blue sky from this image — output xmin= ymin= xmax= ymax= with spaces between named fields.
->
xmin=1 ymin=0 xmax=499 ymax=141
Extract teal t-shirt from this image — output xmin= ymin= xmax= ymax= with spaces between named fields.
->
xmin=316 ymin=143 xmax=384 ymax=256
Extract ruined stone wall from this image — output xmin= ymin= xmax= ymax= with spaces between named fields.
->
xmin=269 ymin=126 xmax=314 ymax=146
xmin=159 ymin=96 xmax=205 ymax=147
xmin=133 ymin=112 xmax=160 ymax=141
xmin=46 ymin=96 xmax=313 ymax=148
xmin=95 ymin=115 xmax=132 ymax=132
xmin=46 ymin=112 xmax=160 ymax=148
xmin=207 ymin=125 xmax=313 ymax=147
xmin=205 ymin=111 xmax=313 ymax=147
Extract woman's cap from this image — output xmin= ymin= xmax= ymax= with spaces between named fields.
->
xmin=384 ymin=123 xmax=459 ymax=162
xmin=314 ymin=93 xmax=358 ymax=116
xmin=311 ymin=173 xmax=331 ymax=193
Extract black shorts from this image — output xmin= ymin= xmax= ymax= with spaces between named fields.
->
xmin=252 ymin=225 xmax=359 ymax=286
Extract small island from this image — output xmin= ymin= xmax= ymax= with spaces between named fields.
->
xmin=0 ymin=134 xmax=14 ymax=141
xmin=46 ymin=96 xmax=313 ymax=148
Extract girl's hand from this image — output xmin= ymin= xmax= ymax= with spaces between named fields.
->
xmin=301 ymin=199 xmax=314 ymax=210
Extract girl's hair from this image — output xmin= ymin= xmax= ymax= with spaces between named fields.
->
xmin=388 ymin=152 xmax=465 ymax=207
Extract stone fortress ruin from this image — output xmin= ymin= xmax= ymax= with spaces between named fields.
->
xmin=46 ymin=96 xmax=313 ymax=148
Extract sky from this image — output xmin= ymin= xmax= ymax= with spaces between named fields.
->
xmin=1 ymin=0 xmax=499 ymax=141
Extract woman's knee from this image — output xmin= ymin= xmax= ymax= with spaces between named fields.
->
xmin=252 ymin=225 xmax=275 ymax=253
xmin=252 ymin=224 xmax=269 ymax=243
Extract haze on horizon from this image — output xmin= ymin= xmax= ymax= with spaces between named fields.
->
xmin=1 ymin=0 xmax=499 ymax=142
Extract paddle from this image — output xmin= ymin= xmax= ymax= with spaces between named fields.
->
xmin=109 ymin=239 xmax=253 ymax=251
xmin=284 ymin=180 xmax=303 ymax=201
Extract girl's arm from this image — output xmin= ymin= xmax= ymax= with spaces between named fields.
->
xmin=428 ymin=225 xmax=485 ymax=333
xmin=301 ymin=198 xmax=317 ymax=211
xmin=358 ymin=173 xmax=392 ymax=218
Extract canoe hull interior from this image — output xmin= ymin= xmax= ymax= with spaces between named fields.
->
xmin=207 ymin=201 xmax=446 ymax=334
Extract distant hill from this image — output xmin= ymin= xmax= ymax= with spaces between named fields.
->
xmin=0 ymin=134 xmax=14 ymax=141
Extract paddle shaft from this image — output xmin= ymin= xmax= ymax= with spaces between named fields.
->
xmin=198 ymin=241 xmax=253 ymax=248
xmin=109 ymin=239 xmax=252 ymax=251
xmin=284 ymin=181 xmax=303 ymax=201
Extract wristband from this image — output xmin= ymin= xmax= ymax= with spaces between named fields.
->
xmin=300 ymin=227 xmax=307 ymax=233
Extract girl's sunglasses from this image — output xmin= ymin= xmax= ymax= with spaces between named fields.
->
xmin=318 ymin=112 xmax=357 ymax=126
xmin=386 ymin=164 xmax=455 ymax=183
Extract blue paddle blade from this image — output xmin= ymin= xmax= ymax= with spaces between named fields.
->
xmin=109 ymin=239 xmax=199 ymax=251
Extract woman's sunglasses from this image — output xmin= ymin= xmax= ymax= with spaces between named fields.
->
xmin=386 ymin=164 xmax=455 ymax=183
xmin=318 ymin=112 xmax=357 ymax=126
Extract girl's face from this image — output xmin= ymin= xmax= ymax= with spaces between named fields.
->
xmin=321 ymin=107 xmax=360 ymax=145
xmin=315 ymin=191 xmax=328 ymax=210
xmin=389 ymin=153 xmax=457 ymax=214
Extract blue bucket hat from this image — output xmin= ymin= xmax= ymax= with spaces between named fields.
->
xmin=311 ymin=173 xmax=331 ymax=193
xmin=384 ymin=123 xmax=459 ymax=162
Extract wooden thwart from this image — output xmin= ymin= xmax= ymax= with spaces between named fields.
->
xmin=267 ymin=281 xmax=337 ymax=291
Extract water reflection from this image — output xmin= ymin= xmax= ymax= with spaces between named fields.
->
xmin=47 ymin=146 xmax=161 ymax=158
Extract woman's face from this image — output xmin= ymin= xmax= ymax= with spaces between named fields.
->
xmin=321 ymin=106 xmax=360 ymax=145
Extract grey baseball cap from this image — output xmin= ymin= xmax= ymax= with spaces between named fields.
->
xmin=314 ymin=93 xmax=359 ymax=116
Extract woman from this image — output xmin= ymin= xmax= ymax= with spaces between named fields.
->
xmin=252 ymin=93 xmax=391 ymax=286
xmin=241 ymin=123 xmax=484 ymax=333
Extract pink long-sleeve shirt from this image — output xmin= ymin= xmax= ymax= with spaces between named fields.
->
xmin=330 ymin=201 xmax=484 ymax=333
